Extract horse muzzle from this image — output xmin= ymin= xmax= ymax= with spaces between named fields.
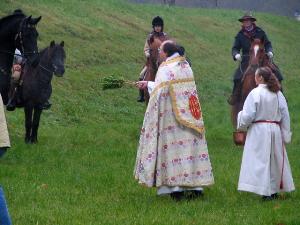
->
xmin=53 ymin=65 xmax=65 ymax=77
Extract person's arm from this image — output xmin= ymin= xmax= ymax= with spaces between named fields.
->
xmin=136 ymin=65 xmax=166 ymax=95
xmin=232 ymin=34 xmax=242 ymax=61
xmin=144 ymin=38 xmax=150 ymax=58
xmin=263 ymin=31 xmax=273 ymax=55
xmin=278 ymin=92 xmax=292 ymax=144
xmin=237 ymin=91 xmax=258 ymax=131
xmin=147 ymin=81 xmax=155 ymax=94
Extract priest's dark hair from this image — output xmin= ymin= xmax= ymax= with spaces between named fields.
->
xmin=256 ymin=67 xmax=281 ymax=93
xmin=177 ymin=45 xmax=185 ymax=56
xmin=162 ymin=42 xmax=179 ymax=57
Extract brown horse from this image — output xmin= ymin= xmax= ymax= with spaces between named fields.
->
xmin=231 ymin=38 xmax=274 ymax=128
xmin=143 ymin=36 xmax=167 ymax=103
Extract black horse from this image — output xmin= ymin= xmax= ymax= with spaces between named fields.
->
xmin=0 ymin=9 xmax=41 ymax=105
xmin=21 ymin=41 xmax=66 ymax=143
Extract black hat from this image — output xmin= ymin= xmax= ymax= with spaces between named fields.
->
xmin=152 ymin=16 xmax=164 ymax=27
xmin=13 ymin=9 xmax=24 ymax=15
xmin=238 ymin=12 xmax=257 ymax=22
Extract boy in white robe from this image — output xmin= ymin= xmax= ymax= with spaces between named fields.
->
xmin=237 ymin=67 xmax=295 ymax=200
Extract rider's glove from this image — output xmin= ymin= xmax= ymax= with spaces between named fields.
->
xmin=267 ymin=52 xmax=274 ymax=59
xmin=145 ymin=51 xmax=150 ymax=58
xmin=234 ymin=54 xmax=242 ymax=61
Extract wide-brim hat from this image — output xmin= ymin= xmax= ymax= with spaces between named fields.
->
xmin=13 ymin=9 xmax=24 ymax=15
xmin=238 ymin=12 xmax=256 ymax=22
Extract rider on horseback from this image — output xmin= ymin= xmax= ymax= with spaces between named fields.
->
xmin=228 ymin=12 xmax=283 ymax=105
xmin=137 ymin=16 xmax=168 ymax=102
xmin=7 ymin=53 xmax=52 ymax=111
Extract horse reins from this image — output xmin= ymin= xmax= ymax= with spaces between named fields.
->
xmin=14 ymin=18 xmax=39 ymax=57
xmin=239 ymin=53 xmax=274 ymax=75
xmin=37 ymin=46 xmax=58 ymax=74
xmin=39 ymin=64 xmax=54 ymax=74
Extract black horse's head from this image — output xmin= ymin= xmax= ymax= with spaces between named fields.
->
xmin=15 ymin=15 xmax=42 ymax=67
xmin=48 ymin=41 xmax=66 ymax=76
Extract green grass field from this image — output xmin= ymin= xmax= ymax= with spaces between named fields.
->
xmin=0 ymin=0 xmax=300 ymax=224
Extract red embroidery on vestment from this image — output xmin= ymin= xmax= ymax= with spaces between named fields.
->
xmin=189 ymin=94 xmax=201 ymax=120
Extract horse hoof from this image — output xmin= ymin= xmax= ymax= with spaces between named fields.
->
xmin=6 ymin=105 xmax=16 ymax=111
xmin=30 ymin=138 xmax=38 ymax=144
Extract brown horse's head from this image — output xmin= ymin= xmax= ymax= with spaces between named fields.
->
xmin=248 ymin=38 xmax=266 ymax=69
xmin=242 ymin=38 xmax=269 ymax=97
xmin=143 ymin=36 xmax=168 ymax=104
xmin=148 ymin=37 xmax=164 ymax=79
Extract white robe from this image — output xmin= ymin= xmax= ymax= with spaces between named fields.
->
xmin=135 ymin=53 xmax=214 ymax=195
xmin=237 ymin=84 xmax=295 ymax=196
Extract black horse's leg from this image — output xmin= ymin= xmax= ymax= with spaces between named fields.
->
xmin=30 ymin=107 xmax=42 ymax=144
xmin=24 ymin=105 xmax=33 ymax=143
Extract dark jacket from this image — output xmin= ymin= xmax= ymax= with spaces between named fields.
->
xmin=231 ymin=26 xmax=283 ymax=81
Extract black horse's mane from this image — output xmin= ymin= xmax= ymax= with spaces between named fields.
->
xmin=39 ymin=47 xmax=48 ymax=56
xmin=0 ymin=12 xmax=26 ymax=37
xmin=0 ymin=12 xmax=25 ymax=27
xmin=41 ymin=44 xmax=66 ymax=57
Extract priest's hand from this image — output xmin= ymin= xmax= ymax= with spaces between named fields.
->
xmin=135 ymin=81 xmax=148 ymax=89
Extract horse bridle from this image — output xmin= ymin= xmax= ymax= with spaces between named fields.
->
xmin=38 ymin=47 xmax=58 ymax=74
xmin=39 ymin=64 xmax=55 ymax=74
xmin=0 ymin=17 xmax=40 ymax=78
xmin=14 ymin=18 xmax=39 ymax=57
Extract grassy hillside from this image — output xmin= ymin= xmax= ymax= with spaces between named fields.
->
xmin=0 ymin=0 xmax=300 ymax=224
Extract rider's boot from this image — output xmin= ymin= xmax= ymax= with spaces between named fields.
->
xmin=6 ymin=84 xmax=18 ymax=111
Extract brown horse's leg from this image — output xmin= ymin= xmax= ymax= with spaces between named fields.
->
xmin=30 ymin=107 xmax=42 ymax=143
xmin=24 ymin=105 xmax=33 ymax=144
xmin=231 ymin=105 xmax=236 ymax=129
xmin=143 ymin=68 xmax=151 ymax=105
xmin=137 ymin=66 xmax=147 ymax=102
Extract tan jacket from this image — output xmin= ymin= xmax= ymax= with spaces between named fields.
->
xmin=144 ymin=40 xmax=150 ymax=58
xmin=0 ymin=94 xmax=10 ymax=148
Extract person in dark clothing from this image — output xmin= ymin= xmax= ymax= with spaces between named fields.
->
xmin=228 ymin=12 xmax=283 ymax=105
